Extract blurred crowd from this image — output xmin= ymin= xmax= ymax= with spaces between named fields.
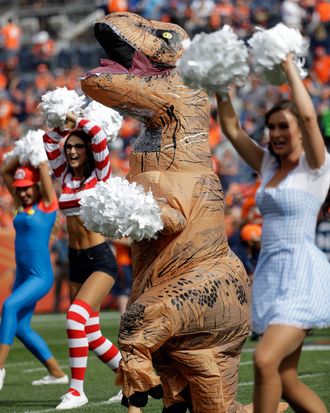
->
xmin=0 ymin=0 xmax=329 ymax=309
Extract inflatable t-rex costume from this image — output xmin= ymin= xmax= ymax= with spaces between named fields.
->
xmin=81 ymin=12 xmax=251 ymax=413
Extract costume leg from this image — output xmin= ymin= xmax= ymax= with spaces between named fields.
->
xmin=86 ymin=311 xmax=121 ymax=370
xmin=116 ymin=299 xmax=171 ymax=401
xmin=66 ymin=299 xmax=92 ymax=395
xmin=0 ymin=274 xmax=52 ymax=345
xmin=117 ymin=283 xmax=250 ymax=410
xmin=16 ymin=303 xmax=52 ymax=362
xmin=152 ymin=349 xmax=190 ymax=412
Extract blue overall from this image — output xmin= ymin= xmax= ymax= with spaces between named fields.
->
xmin=0 ymin=202 xmax=56 ymax=362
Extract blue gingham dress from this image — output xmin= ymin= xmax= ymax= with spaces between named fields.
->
xmin=252 ymin=150 xmax=330 ymax=334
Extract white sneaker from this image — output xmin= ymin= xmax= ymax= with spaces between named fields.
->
xmin=0 ymin=368 xmax=5 ymax=391
xmin=108 ymin=389 xmax=123 ymax=403
xmin=56 ymin=391 xmax=88 ymax=410
xmin=32 ymin=374 xmax=69 ymax=386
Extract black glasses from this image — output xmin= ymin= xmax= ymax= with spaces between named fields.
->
xmin=65 ymin=143 xmax=86 ymax=150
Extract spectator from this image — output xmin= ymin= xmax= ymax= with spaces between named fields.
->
xmin=311 ymin=46 xmax=330 ymax=84
xmin=110 ymin=238 xmax=133 ymax=315
xmin=280 ymin=0 xmax=307 ymax=30
xmin=0 ymin=94 xmax=15 ymax=130
xmin=1 ymin=18 xmax=21 ymax=61
xmin=31 ymin=31 xmax=56 ymax=69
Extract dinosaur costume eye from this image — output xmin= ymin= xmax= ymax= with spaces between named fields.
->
xmin=154 ymin=29 xmax=175 ymax=43
xmin=163 ymin=32 xmax=172 ymax=40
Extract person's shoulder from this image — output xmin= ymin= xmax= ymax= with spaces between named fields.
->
xmin=299 ymin=151 xmax=330 ymax=175
xmin=260 ymin=148 xmax=277 ymax=176
xmin=38 ymin=197 xmax=58 ymax=213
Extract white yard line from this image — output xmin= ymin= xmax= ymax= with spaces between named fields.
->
xmin=23 ymin=365 xmax=68 ymax=373
xmin=31 ymin=312 xmax=120 ymax=324
xmin=23 ymin=370 xmax=329 ymax=413
xmin=24 ymin=400 xmax=116 ymax=413
xmin=243 ymin=344 xmax=330 ymax=353
xmin=239 ymin=372 xmax=328 ymax=387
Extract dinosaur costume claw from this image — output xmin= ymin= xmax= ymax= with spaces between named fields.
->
xmin=82 ymin=12 xmax=252 ymax=412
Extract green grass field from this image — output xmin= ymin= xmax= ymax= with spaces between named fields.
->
xmin=0 ymin=311 xmax=329 ymax=412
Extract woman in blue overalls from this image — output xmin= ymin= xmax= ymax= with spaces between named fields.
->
xmin=0 ymin=156 xmax=68 ymax=390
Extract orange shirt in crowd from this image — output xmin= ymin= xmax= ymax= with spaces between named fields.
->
xmin=107 ymin=0 xmax=128 ymax=13
xmin=316 ymin=1 xmax=330 ymax=22
xmin=0 ymin=72 xmax=7 ymax=90
xmin=0 ymin=98 xmax=14 ymax=129
xmin=209 ymin=118 xmax=221 ymax=149
xmin=215 ymin=1 xmax=234 ymax=17
xmin=34 ymin=67 xmax=54 ymax=92
xmin=1 ymin=21 xmax=21 ymax=50
xmin=114 ymin=242 xmax=132 ymax=266
xmin=313 ymin=54 xmax=330 ymax=84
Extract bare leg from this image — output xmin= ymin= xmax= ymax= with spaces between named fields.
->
xmin=74 ymin=272 xmax=115 ymax=310
xmin=117 ymin=294 xmax=129 ymax=315
xmin=0 ymin=344 xmax=10 ymax=368
xmin=280 ymin=345 xmax=327 ymax=413
xmin=253 ymin=325 xmax=306 ymax=413
xmin=44 ymin=356 xmax=67 ymax=378
xmin=68 ymin=281 xmax=82 ymax=303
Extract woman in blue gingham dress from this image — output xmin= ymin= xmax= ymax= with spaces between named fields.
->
xmin=217 ymin=53 xmax=330 ymax=413
xmin=254 ymin=150 xmax=330 ymax=333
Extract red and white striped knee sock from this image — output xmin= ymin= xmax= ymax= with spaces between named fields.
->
xmin=85 ymin=311 xmax=121 ymax=371
xmin=66 ymin=299 xmax=93 ymax=396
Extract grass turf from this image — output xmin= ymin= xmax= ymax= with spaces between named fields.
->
xmin=0 ymin=311 xmax=329 ymax=412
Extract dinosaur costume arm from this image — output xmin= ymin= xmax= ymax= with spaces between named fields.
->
xmin=160 ymin=202 xmax=187 ymax=235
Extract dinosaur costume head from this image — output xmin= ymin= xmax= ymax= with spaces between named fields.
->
xmin=82 ymin=12 xmax=251 ymax=413
xmin=81 ymin=12 xmax=211 ymax=173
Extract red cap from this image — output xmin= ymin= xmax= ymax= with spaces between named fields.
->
xmin=12 ymin=166 xmax=40 ymax=187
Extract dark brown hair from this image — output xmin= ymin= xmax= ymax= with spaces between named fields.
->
xmin=64 ymin=130 xmax=95 ymax=181
xmin=265 ymin=99 xmax=299 ymax=127
xmin=265 ymin=100 xmax=299 ymax=163
xmin=266 ymin=101 xmax=330 ymax=219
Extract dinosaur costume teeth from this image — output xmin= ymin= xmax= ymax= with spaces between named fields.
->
xmin=82 ymin=12 xmax=251 ymax=412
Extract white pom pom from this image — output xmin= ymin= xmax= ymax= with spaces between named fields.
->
xmin=79 ymin=177 xmax=164 ymax=241
xmin=177 ymin=25 xmax=250 ymax=95
xmin=82 ymin=101 xmax=123 ymax=142
xmin=248 ymin=23 xmax=309 ymax=85
xmin=5 ymin=129 xmax=47 ymax=167
xmin=3 ymin=148 xmax=18 ymax=163
xmin=39 ymin=87 xmax=86 ymax=129
xmin=18 ymin=129 xmax=48 ymax=167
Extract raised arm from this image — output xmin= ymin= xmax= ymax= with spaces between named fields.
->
xmin=67 ymin=112 xmax=111 ymax=182
xmin=216 ymin=93 xmax=264 ymax=173
xmin=38 ymin=161 xmax=57 ymax=207
xmin=0 ymin=155 xmax=19 ymax=198
xmin=43 ymin=126 xmax=68 ymax=180
xmin=281 ymin=54 xmax=326 ymax=169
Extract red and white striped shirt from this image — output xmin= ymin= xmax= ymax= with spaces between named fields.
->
xmin=43 ymin=118 xmax=111 ymax=216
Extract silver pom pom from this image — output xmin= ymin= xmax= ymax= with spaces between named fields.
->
xmin=79 ymin=177 xmax=164 ymax=241
xmin=248 ymin=23 xmax=309 ymax=85
xmin=39 ymin=87 xmax=86 ymax=129
xmin=177 ymin=25 xmax=250 ymax=96
xmin=82 ymin=101 xmax=123 ymax=142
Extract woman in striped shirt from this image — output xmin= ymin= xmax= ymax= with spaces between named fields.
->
xmin=43 ymin=112 xmax=121 ymax=410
